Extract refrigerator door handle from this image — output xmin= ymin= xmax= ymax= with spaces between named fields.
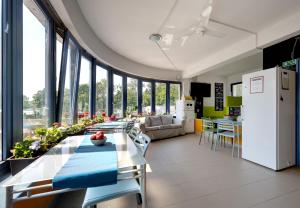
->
xmin=241 ymin=105 xmax=244 ymax=121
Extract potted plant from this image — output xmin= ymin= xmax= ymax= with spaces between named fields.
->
xmin=8 ymin=138 xmax=48 ymax=175
xmin=34 ymin=127 xmax=47 ymax=140
xmin=8 ymin=116 xmax=106 ymax=175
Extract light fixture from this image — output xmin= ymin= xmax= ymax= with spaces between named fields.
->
xmin=149 ymin=33 xmax=162 ymax=42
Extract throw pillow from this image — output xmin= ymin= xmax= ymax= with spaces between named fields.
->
xmin=161 ymin=115 xmax=173 ymax=125
xmin=150 ymin=116 xmax=163 ymax=127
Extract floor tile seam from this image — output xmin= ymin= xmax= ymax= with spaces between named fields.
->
xmin=247 ymin=187 xmax=300 ymax=208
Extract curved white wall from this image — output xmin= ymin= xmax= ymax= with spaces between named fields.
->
xmin=49 ymin=0 xmax=182 ymax=81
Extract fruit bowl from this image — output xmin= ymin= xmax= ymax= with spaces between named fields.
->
xmin=90 ymin=136 xmax=107 ymax=146
xmin=90 ymin=131 xmax=107 ymax=146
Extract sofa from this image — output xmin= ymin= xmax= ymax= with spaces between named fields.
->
xmin=140 ymin=115 xmax=185 ymax=140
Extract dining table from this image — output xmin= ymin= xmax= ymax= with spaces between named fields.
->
xmin=86 ymin=121 xmax=128 ymax=133
xmin=2 ymin=132 xmax=147 ymax=208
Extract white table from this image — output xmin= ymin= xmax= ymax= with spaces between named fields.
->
xmin=3 ymin=133 xmax=147 ymax=208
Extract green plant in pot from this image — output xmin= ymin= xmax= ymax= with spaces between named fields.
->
xmin=35 ymin=127 xmax=47 ymax=140
xmin=66 ymin=123 xmax=85 ymax=135
xmin=93 ymin=115 xmax=104 ymax=124
xmin=9 ymin=137 xmax=50 ymax=175
xmin=80 ymin=117 xmax=93 ymax=126
xmin=45 ymin=127 xmax=63 ymax=145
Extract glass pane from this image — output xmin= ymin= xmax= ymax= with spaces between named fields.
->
xmin=113 ymin=74 xmax=123 ymax=117
xmin=77 ymin=57 xmax=91 ymax=119
xmin=142 ymin=82 xmax=151 ymax=115
xmin=61 ymin=39 xmax=79 ymax=125
xmin=23 ymin=2 xmax=47 ymax=137
xmin=155 ymin=83 xmax=166 ymax=115
xmin=233 ymin=83 xmax=242 ymax=96
xmin=96 ymin=66 xmax=107 ymax=114
xmin=56 ymin=34 xmax=63 ymax=93
xmin=127 ymin=77 xmax=138 ymax=116
xmin=0 ymin=0 xmax=2 ymax=160
xmin=170 ymin=84 xmax=180 ymax=115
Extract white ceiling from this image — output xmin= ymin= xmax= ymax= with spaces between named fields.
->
xmin=74 ymin=0 xmax=300 ymax=76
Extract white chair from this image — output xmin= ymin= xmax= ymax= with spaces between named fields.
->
xmin=125 ymin=120 xmax=135 ymax=133
xmin=214 ymin=119 xmax=240 ymax=157
xmin=82 ymin=167 xmax=146 ymax=208
xmin=199 ymin=119 xmax=217 ymax=148
xmin=82 ymin=134 xmax=150 ymax=208
xmin=133 ymin=133 xmax=151 ymax=157
xmin=128 ymin=127 xmax=141 ymax=140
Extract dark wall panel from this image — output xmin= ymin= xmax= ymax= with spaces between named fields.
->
xmin=263 ymin=36 xmax=300 ymax=69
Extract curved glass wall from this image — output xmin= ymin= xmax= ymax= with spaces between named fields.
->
xmin=170 ymin=83 xmax=181 ymax=115
xmin=61 ymin=39 xmax=80 ymax=125
xmin=96 ymin=65 xmax=108 ymax=114
xmin=77 ymin=56 xmax=91 ymax=119
xmin=113 ymin=74 xmax=123 ymax=117
xmin=142 ymin=81 xmax=151 ymax=115
xmin=0 ymin=0 xmax=2 ymax=160
xmin=155 ymin=82 xmax=167 ymax=115
xmin=23 ymin=2 xmax=47 ymax=137
xmin=56 ymin=34 xmax=63 ymax=93
xmin=127 ymin=77 xmax=138 ymax=116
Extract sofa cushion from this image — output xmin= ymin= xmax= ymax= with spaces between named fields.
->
xmin=160 ymin=124 xmax=182 ymax=129
xmin=145 ymin=126 xmax=160 ymax=131
xmin=144 ymin=117 xmax=151 ymax=127
xmin=161 ymin=115 xmax=173 ymax=125
xmin=149 ymin=116 xmax=162 ymax=127
xmin=159 ymin=125 xmax=172 ymax=130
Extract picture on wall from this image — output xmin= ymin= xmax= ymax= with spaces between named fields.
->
xmin=215 ymin=83 xmax=224 ymax=111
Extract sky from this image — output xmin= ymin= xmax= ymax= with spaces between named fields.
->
xmin=23 ymin=4 xmax=46 ymax=99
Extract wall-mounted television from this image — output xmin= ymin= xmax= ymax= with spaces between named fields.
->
xmin=190 ymin=82 xmax=211 ymax=97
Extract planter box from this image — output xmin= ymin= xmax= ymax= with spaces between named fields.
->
xmin=68 ymin=129 xmax=86 ymax=136
xmin=8 ymin=156 xmax=38 ymax=176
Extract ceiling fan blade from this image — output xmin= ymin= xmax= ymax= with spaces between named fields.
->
xmin=201 ymin=0 xmax=213 ymax=28
xmin=161 ymin=33 xmax=174 ymax=46
xmin=204 ymin=29 xmax=226 ymax=38
xmin=180 ymin=36 xmax=189 ymax=47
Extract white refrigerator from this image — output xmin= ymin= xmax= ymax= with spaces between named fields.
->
xmin=176 ymin=100 xmax=195 ymax=133
xmin=242 ymin=67 xmax=295 ymax=170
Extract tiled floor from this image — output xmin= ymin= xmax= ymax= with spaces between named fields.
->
xmin=3 ymin=134 xmax=300 ymax=208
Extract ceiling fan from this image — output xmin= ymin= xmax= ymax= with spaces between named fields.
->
xmin=149 ymin=0 xmax=225 ymax=70
xmin=152 ymin=0 xmax=226 ymax=48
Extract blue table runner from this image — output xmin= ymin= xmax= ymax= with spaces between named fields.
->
xmin=52 ymin=134 xmax=118 ymax=189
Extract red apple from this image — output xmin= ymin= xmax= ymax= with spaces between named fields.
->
xmin=96 ymin=134 xmax=103 ymax=140
xmin=101 ymin=112 xmax=106 ymax=117
xmin=90 ymin=134 xmax=97 ymax=140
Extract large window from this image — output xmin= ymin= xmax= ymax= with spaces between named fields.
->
xmin=56 ymin=34 xmax=63 ymax=93
xmin=155 ymin=82 xmax=166 ymax=115
xmin=96 ymin=65 xmax=108 ymax=114
xmin=23 ymin=2 xmax=47 ymax=137
xmin=231 ymin=82 xmax=242 ymax=96
xmin=113 ymin=74 xmax=123 ymax=117
xmin=170 ymin=83 xmax=181 ymax=115
xmin=142 ymin=82 xmax=151 ymax=115
xmin=0 ymin=0 xmax=2 ymax=160
xmin=61 ymin=39 xmax=79 ymax=125
xmin=77 ymin=56 xmax=91 ymax=119
xmin=127 ymin=77 xmax=138 ymax=116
